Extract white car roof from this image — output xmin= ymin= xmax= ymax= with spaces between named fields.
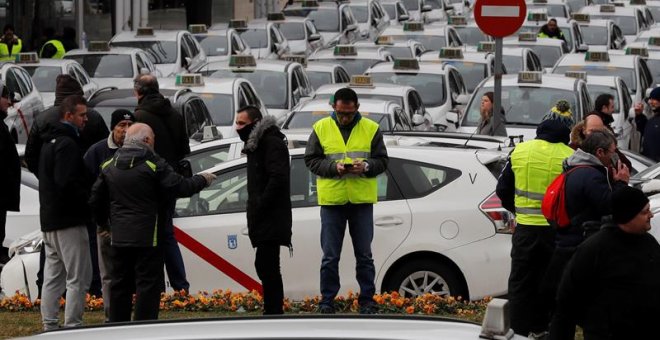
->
xmin=296 ymin=98 xmax=398 ymax=113
xmin=111 ymin=29 xmax=183 ymax=42
xmin=580 ymin=5 xmax=639 ymax=17
xmin=315 ymin=82 xmax=414 ymax=96
xmin=15 ymin=58 xmax=77 ymax=68
xmin=522 ymin=16 xmax=573 ymax=27
xmin=555 ymin=52 xmax=637 ymax=69
xmin=202 ymin=59 xmax=296 ymax=73
xmin=305 ymin=61 xmax=343 ymax=72
xmin=310 ymin=48 xmax=386 ymax=60
xmin=158 ymin=77 xmax=242 ymax=95
xmin=582 ymin=74 xmax=620 ymax=87
xmin=419 ymin=50 xmax=492 ymax=64
xmin=382 ymin=25 xmax=449 ymax=37
xmin=503 ymin=37 xmax=567 ymax=48
xmin=64 ymin=47 xmax=143 ymax=56
xmin=576 ymin=19 xmax=613 ymax=28
xmin=366 ymin=60 xmax=450 ymax=74
xmin=478 ymin=73 xmax=582 ymax=90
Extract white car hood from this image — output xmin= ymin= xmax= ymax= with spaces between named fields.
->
xmin=288 ymin=40 xmax=309 ymax=55
xmin=155 ymin=63 xmax=179 ymax=78
xmin=92 ymin=78 xmax=136 ymax=90
xmin=459 ymin=125 xmax=535 ymax=143
xmin=216 ymin=125 xmax=239 ymax=139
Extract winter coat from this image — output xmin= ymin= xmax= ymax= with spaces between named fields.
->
xmin=0 ymin=115 xmax=20 ymax=211
xmin=38 ymin=122 xmax=92 ymax=231
xmin=558 ymin=149 xmax=627 ymax=247
xmin=642 ymin=114 xmax=660 ymax=161
xmin=476 ymin=110 xmax=507 ymax=137
xmin=549 ymin=223 xmax=660 ymax=340
xmin=25 ymin=105 xmax=108 ymax=176
xmin=134 ymin=93 xmax=190 ymax=168
xmin=538 ymin=24 xmax=566 ymax=42
xmin=83 ymin=133 xmax=120 ymax=179
xmin=243 ymin=116 xmax=292 ymax=248
xmin=89 ymin=143 xmax=207 ymax=247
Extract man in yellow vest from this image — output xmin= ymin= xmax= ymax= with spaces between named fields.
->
xmin=305 ymin=88 xmax=389 ymax=315
xmin=39 ymin=27 xmax=65 ymax=59
xmin=496 ymin=116 xmax=574 ymax=338
xmin=0 ymin=25 xmax=21 ymax=61
xmin=537 ymin=18 xmax=566 ymax=43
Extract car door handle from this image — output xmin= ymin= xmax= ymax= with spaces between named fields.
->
xmin=374 ymin=217 xmax=404 ymax=227
xmin=241 ymin=228 xmax=249 ymax=236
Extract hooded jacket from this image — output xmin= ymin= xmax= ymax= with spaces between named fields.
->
xmin=38 ymin=121 xmax=92 ymax=231
xmin=89 ymin=142 xmax=207 ymax=247
xmin=557 ymin=149 xmax=627 ymax=247
xmin=134 ymin=93 xmax=190 ymax=168
xmin=642 ymin=108 xmax=660 ymax=161
xmin=243 ymin=115 xmax=292 ymax=248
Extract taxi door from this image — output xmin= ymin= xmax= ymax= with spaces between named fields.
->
xmin=3 ymin=66 xmax=43 ymax=143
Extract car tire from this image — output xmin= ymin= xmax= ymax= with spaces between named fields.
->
xmin=384 ymin=259 xmax=467 ymax=298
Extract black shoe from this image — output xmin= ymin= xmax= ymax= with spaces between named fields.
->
xmin=359 ymin=304 xmax=378 ymax=315
xmin=318 ymin=304 xmax=335 ymax=314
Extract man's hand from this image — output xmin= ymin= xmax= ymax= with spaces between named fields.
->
xmin=98 ymin=230 xmax=111 ymax=239
xmin=634 ymin=102 xmax=644 ymax=115
xmin=336 ymin=162 xmax=346 ymax=176
xmin=347 ymin=160 xmax=367 ymax=175
xmin=612 ymin=160 xmax=630 ymax=183
xmin=200 ymin=172 xmax=217 ymax=186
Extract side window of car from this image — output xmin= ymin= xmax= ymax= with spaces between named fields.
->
xmin=17 ymin=68 xmax=34 ymax=94
xmin=185 ymin=145 xmax=232 ymax=174
xmin=269 ymin=27 xmax=280 ymax=50
xmin=6 ymin=68 xmax=29 ymax=98
xmin=192 ymin=98 xmax=212 ymax=129
xmin=620 ymin=80 xmax=632 ymax=115
xmin=135 ymin=54 xmax=146 ymax=75
xmin=237 ymin=87 xmax=249 ymax=108
xmin=341 ymin=6 xmax=352 ymax=31
xmin=290 ymin=69 xmax=302 ymax=107
xmin=184 ymin=99 xmax=201 ymax=137
xmin=184 ymin=34 xmax=201 ymax=57
xmin=240 ymin=82 xmax=260 ymax=106
xmin=580 ymin=85 xmax=593 ymax=115
xmin=388 ymin=158 xmax=461 ymax=199
xmin=73 ymin=65 xmax=91 ymax=85
xmin=175 ymin=165 xmax=248 ymax=217
xmin=335 ymin=67 xmax=350 ymax=83
xmin=407 ymin=91 xmax=420 ymax=114
xmin=528 ymin=51 xmax=542 ymax=71
xmin=640 ymin=59 xmax=653 ymax=91
xmin=231 ymin=34 xmax=241 ymax=54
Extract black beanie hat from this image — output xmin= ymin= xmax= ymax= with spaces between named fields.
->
xmin=611 ymin=186 xmax=649 ymax=224
xmin=110 ymin=109 xmax=136 ymax=130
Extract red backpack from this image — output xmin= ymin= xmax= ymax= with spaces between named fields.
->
xmin=541 ymin=166 xmax=587 ymax=228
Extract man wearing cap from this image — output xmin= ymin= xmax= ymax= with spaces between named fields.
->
xmin=642 ymin=87 xmax=660 ymax=161
xmin=549 ymin=186 xmax=660 ymax=340
xmin=83 ymin=109 xmax=135 ymax=321
xmin=496 ymin=115 xmax=574 ymax=338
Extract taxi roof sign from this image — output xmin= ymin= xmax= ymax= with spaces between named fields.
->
xmin=393 ymin=58 xmax=419 ymax=70
xmin=600 ymin=4 xmax=615 ymax=12
xmin=282 ymin=54 xmax=307 ymax=67
xmin=571 ymin=13 xmax=590 ymax=23
xmin=565 ymin=71 xmax=587 ymax=81
xmin=532 ymin=0 xmax=547 ymax=3
xmin=649 ymin=36 xmax=660 ymax=46
xmin=630 ymin=0 xmax=646 ymax=4
xmin=448 ymin=16 xmax=467 ymax=26
xmin=527 ymin=12 xmax=547 ymax=22
xmin=439 ymin=47 xmax=463 ymax=59
xmin=518 ymin=32 xmax=537 ymax=42
xmin=302 ymin=0 xmax=319 ymax=7
xmin=334 ymin=45 xmax=357 ymax=56
xmin=518 ymin=71 xmax=542 ymax=84
xmin=403 ymin=22 xmax=424 ymax=32
xmin=626 ymin=47 xmax=649 ymax=57
xmin=477 ymin=41 xmax=495 ymax=53
xmin=585 ymin=51 xmax=610 ymax=62
xmin=88 ymin=41 xmax=110 ymax=52
xmin=267 ymin=12 xmax=286 ymax=21
xmin=229 ymin=55 xmax=257 ymax=67
xmin=612 ymin=2 xmax=624 ymax=7
xmin=188 ymin=24 xmax=208 ymax=34
xmin=376 ymin=35 xmax=394 ymax=45
xmin=136 ymin=27 xmax=154 ymax=36
xmin=15 ymin=52 xmax=38 ymax=64
xmin=229 ymin=19 xmax=248 ymax=30
xmin=175 ymin=73 xmax=204 ymax=87
xmin=350 ymin=75 xmax=374 ymax=87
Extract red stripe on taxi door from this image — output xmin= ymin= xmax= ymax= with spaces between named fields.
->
xmin=174 ymin=226 xmax=263 ymax=294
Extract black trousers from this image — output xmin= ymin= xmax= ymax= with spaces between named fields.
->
xmin=255 ymin=244 xmax=284 ymax=315
xmin=108 ymin=245 xmax=164 ymax=322
xmin=508 ymin=224 xmax=556 ymax=336
xmin=0 ymin=209 xmax=7 ymax=258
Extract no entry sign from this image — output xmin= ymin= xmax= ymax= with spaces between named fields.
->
xmin=474 ymin=0 xmax=527 ymax=38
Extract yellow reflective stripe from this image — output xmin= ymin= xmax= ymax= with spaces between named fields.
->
xmin=145 ymin=160 xmax=157 ymax=172
xmin=152 ymin=215 xmax=158 ymax=247
xmin=514 ymin=188 xmax=544 ymax=201
xmin=346 ymin=151 xmax=370 ymax=159
xmin=101 ymin=158 xmax=114 ymax=170
xmin=516 ymin=207 xmax=543 ymax=215
xmin=326 ymin=153 xmax=345 ymax=161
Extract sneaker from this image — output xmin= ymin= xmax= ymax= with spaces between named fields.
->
xmin=359 ymin=303 xmax=378 ymax=315
xmin=318 ymin=304 xmax=335 ymax=314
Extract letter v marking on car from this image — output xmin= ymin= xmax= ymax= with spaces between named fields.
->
xmin=174 ymin=226 xmax=264 ymax=294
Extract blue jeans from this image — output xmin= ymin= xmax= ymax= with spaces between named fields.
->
xmin=164 ymin=200 xmax=190 ymax=292
xmin=320 ymin=204 xmax=375 ymax=306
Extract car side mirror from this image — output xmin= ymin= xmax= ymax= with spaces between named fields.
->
xmin=346 ymin=24 xmax=358 ymax=32
xmin=412 ymin=113 xmax=425 ymax=126
xmin=11 ymin=92 xmax=22 ymax=104
xmin=446 ymin=110 xmax=459 ymax=124
xmin=421 ymin=4 xmax=432 ymax=12
xmin=456 ymin=94 xmax=469 ymax=105
xmin=184 ymin=56 xmax=192 ymax=67
xmin=398 ymin=14 xmax=409 ymax=22
xmin=308 ymin=33 xmax=321 ymax=42
xmin=577 ymin=44 xmax=589 ymax=53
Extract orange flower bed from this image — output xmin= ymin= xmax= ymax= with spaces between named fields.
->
xmin=0 ymin=290 xmax=490 ymax=317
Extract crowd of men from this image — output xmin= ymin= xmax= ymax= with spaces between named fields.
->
xmin=0 ymin=24 xmax=78 ymax=61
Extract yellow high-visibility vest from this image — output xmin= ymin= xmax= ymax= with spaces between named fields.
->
xmin=40 ymin=39 xmax=65 ymax=59
xmin=0 ymin=38 xmax=22 ymax=61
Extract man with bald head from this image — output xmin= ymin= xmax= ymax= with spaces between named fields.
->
xmin=570 ymin=114 xmax=632 ymax=170
xmin=90 ymin=123 xmax=215 ymax=322
xmin=133 ymin=74 xmax=192 ymax=293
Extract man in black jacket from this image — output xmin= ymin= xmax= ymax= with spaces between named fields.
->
xmin=0 ymin=85 xmax=19 ymax=264
xmin=549 ymin=187 xmax=660 ymax=340
xmin=642 ymin=87 xmax=660 ymax=161
xmin=236 ymin=105 xmax=292 ymax=315
xmin=89 ymin=123 xmax=215 ymax=322
xmin=38 ymin=95 xmax=93 ymax=330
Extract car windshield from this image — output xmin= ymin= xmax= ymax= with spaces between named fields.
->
xmin=383 ymin=46 xmax=414 ymax=59
xmin=587 ymin=85 xmax=620 ymax=112
xmin=286 ymin=111 xmax=391 ymax=130
xmin=441 ymin=60 xmax=488 ymax=93
xmin=197 ymin=93 xmax=234 ymax=126
xmin=401 ymin=0 xmax=418 ymax=10
xmin=65 ymin=54 xmax=134 ymax=78
xmin=111 ymin=41 xmax=178 ymax=64
xmin=317 ymin=58 xmax=382 ymax=76
xmin=368 ymin=72 xmax=446 ymax=107
xmin=383 ymin=4 xmax=397 ymax=18
xmin=239 ymin=29 xmax=269 ymax=49
xmin=24 ymin=66 xmax=62 ymax=92
xmin=316 ymin=92 xmax=405 ymax=108
xmin=592 ymin=15 xmax=637 ymax=36
xmin=464 ymin=86 xmax=579 ymax=126
xmin=350 ymin=5 xmax=369 ymax=23
xmin=195 ymin=35 xmax=228 ymax=56
xmin=454 ymin=27 xmax=489 ymax=46
xmin=307 ymin=71 xmax=333 ymax=89
xmin=650 ymin=7 xmax=660 ymax=22
xmin=580 ymin=26 xmax=609 ymax=45
xmin=503 ymin=55 xmax=522 ymax=74
xmin=527 ymin=4 xmax=565 ymax=17
xmin=283 ymin=8 xmax=339 ymax=32
xmin=554 ymin=66 xmax=636 ymax=92
xmin=204 ymin=69 xmax=288 ymax=109
xmin=524 ymin=45 xmax=563 ymax=68
xmin=390 ymin=35 xmax=445 ymax=50
xmin=276 ymin=22 xmax=306 ymax=40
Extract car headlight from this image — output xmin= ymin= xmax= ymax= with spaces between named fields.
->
xmin=8 ymin=231 xmax=43 ymax=258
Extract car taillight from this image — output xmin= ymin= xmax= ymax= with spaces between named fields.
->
xmin=480 ymin=192 xmax=515 ymax=234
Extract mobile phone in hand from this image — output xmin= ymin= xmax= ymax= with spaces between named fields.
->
xmin=344 ymin=163 xmax=354 ymax=169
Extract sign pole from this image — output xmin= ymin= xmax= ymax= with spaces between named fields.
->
xmin=493 ymin=37 xmax=506 ymax=136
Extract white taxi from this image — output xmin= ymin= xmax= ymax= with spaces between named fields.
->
xmin=1 ymin=58 xmax=45 ymax=143
xmin=446 ymin=16 xmax=492 ymax=47
xmin=503 ymin=32 xmax=569 ymax=72
xmin=308 ymin=44 xmax=392 ymax=76
xmin=110 ymin=27 xmax=207 ymax=77
xmin=419 ymin=46 xmax=496 ymax=93
xmin=189 ymin=24 xmax=252 ymax=63
xmin=379 ymin=0 xmax=412 ymax=25
xmin=354 ymin=36 xmax=427 ymax=59
xmin=17 ymin=53 xmax=97 ymax=108
xmin=348 ymin=0 xmax=391 ymax=40
xmin=282 ymin=0 xmax=361 ymax=47
xmin=571 ymin=14 xmax=627 ymax=50
xmin=304 ymin=60 xmax=351 ymax=89
xmin=398 ymin=0 xmax=431 ymax=22
xmin=265 ymin=13 xmax=324 ymax=56
xmin=579 ymin=4 xmax=649 ymax=43
xmin=379 ymin=21 xmax=464 ymax=51
xmin=501 ymin=46 xmax=544 ymax=73
xmin=226 ymin=19 xmax=290 ymax=60
xmin=159 ymin=74 xmax=269 ymax=139
xmin=194 ymin=55 xmax=314 ymax=122
xmin=64 ymin=42 xmax=158 ymax=89
xmin=617 ymin=41 xmax=660 ymax=86
xmin=461 ymin=71 xmax=594 ymax=141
